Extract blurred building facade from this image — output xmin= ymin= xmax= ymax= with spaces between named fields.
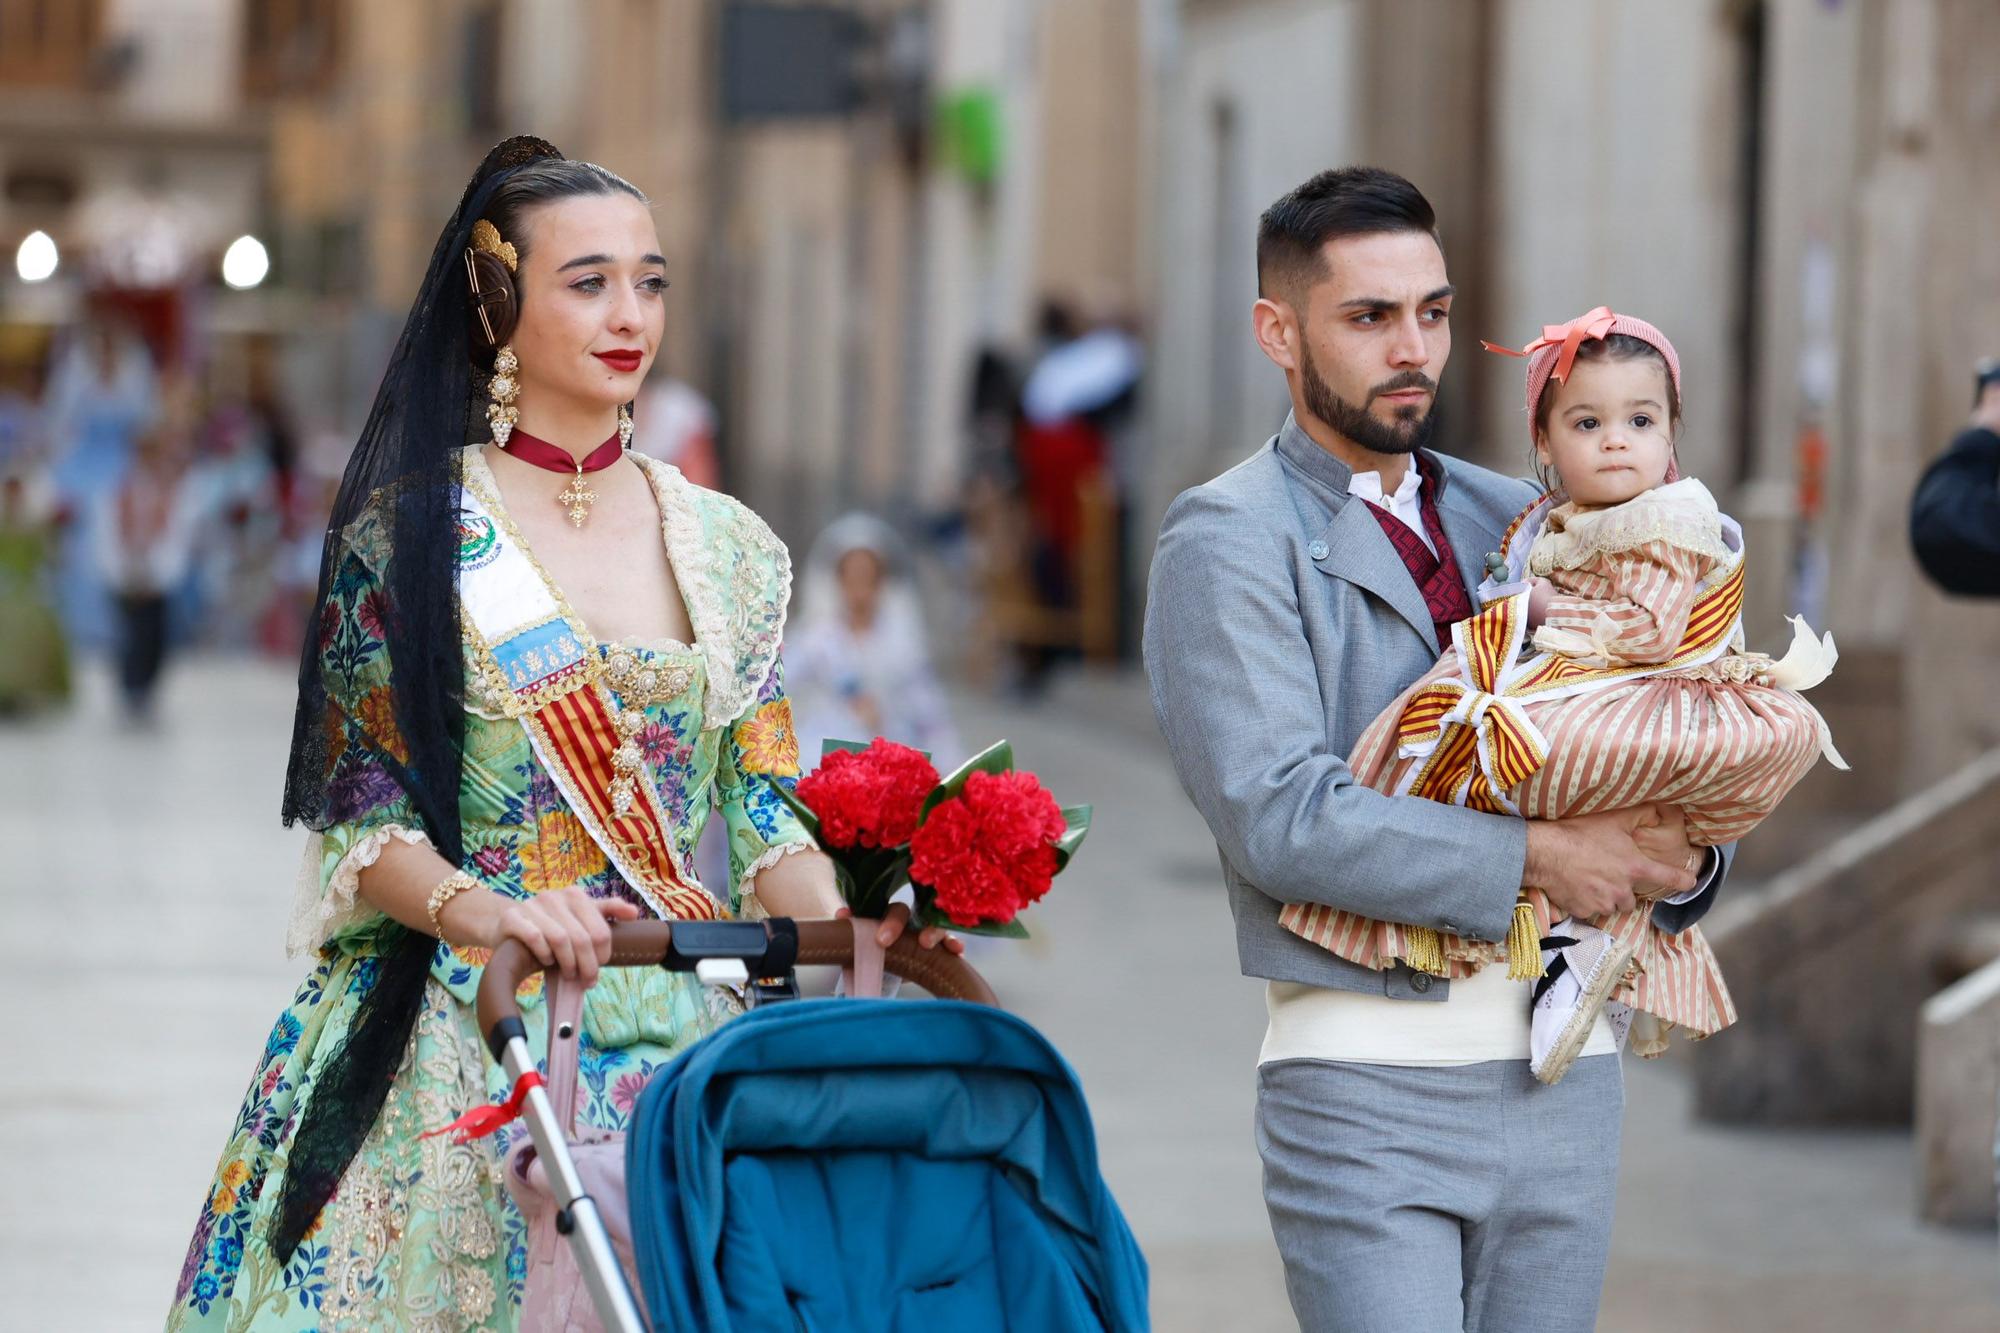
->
xmin=1143 ymin=0 xmax=2000 ymax=806
xmin=3 ymin=0 xmax=1993 ymax=797
xmin=0 ymin=0 xmax=1149 ymax=527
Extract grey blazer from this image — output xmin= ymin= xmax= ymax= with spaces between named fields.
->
xmin=1143 ymin=414 xmax=1723 ymax=1002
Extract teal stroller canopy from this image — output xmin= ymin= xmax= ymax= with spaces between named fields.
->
xmin=625 ymin=998 xmax=1151 ymax=1331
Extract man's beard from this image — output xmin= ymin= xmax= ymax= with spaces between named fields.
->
xmin=1300 ymin=343 xmax=1440 ymax=457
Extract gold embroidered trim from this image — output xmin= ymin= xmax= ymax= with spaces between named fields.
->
xmin=316 ymin=981 xmax=503 ymax=1331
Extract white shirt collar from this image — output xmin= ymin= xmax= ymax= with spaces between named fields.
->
xmin=1347 ymin=465 xmax=1423 ymax=506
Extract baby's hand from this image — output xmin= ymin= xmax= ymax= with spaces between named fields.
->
xmin=1526 ymin=576 xmax=1557 ymax=627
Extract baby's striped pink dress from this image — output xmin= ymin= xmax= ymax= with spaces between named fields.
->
xmin=1281 ymin=480 xmax=1840 ymax=1045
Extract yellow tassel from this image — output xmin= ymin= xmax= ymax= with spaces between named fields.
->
xmin=1506 ymin=900 xmax=1543 ymax=981
xmin=1404 ymin=926 xmax=1447 ymax=977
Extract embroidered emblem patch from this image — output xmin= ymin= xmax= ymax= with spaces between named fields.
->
xmin=457 ymin=513 xmax=501 ymax=570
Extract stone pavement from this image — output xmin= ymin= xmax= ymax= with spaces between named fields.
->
xmin=1 ymin=657 xmax=1994 ymax=1330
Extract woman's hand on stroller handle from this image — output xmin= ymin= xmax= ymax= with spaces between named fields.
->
xmin=441 ymin=884 xmax=642 ymax=988
xmin=846 ymin=899 xmax=966 ymax=956
xmin=475 ymin=918 xmax=998 ymax=1060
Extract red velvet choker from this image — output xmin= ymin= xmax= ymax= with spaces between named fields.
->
xmin=499 ymin=427 xmax=622 ymax=526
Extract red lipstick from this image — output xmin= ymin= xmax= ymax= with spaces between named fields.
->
xmin=595 ymin=350 xmax=643 ymax=373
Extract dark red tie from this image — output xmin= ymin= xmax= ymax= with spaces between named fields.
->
xmin=1359 ymin=461 xmax=1474 ymax=649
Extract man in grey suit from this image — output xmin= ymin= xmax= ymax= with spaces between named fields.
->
xmin=1143 ymin=168 xmax=1725 ymax=1331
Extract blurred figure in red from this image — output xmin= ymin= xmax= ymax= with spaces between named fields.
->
xmin=1012 ymin=299 xmax=1144 ymax=687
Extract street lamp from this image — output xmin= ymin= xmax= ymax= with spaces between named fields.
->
xmin=15 ymin=230 xmax=57 ymax=282
xmin=221 ymin=234 xmax=269 ymax=290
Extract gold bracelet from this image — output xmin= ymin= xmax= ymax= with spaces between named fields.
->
xmin=426 ymin=870 xmax=481 ymax=941
xmin=1685 ymin=847 xmax=1705 ymax=877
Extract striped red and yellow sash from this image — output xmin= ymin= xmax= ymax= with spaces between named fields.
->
xmin=1398 ymin=592 xmax=1549 ymax=814
xmin=528 ymin=685 xmax=719 ymax=923
xmin=1396 ymin=558 xmax=1746 ymax=810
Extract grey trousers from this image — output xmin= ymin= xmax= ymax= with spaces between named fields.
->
xmin=1256 ymin=1054 xmax=1623 ymax=1333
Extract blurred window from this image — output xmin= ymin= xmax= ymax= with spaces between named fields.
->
xmin=243 ymin=0 xmax=341 ymax=100
xmin=0 ymin=0 xmax=103 ymax=87
xmin=460 ymin=0 xmax=504 ymax=136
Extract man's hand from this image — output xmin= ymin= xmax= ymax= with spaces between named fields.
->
xmin=1628 ymin=804 xmax=1704 ymax=900
xmin=1525 ymin=804 xmax=1698 ymax=921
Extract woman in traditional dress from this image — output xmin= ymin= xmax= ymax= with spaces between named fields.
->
xmin=168 ymin=137 xmax=956 ymax=1331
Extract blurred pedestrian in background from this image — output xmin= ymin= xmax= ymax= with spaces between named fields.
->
xmin=94 ymin=378 xmax=203 ymax=721
xmin=1007 ymin=299 xmax=1144 ymax=689
xmin=1910 ymin=358 xmax=2000 ymax=597
xmin=0 ymin=355 xmax=69 ymax=712
xmin=191 ymin=341 xmax=293 ymax=650
xmin=43 ymin=314 xmax=158 ymax=651
xmin=787 ymin=512 xmax=960 ymax=769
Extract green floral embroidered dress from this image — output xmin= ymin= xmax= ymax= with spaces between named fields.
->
xmin=169 ymin=453 xmax=813 ymax=1331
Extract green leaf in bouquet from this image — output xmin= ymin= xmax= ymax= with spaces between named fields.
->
xmin=919 ymin=739 xmax=1015 ymax=819
xmin=1052 ymin=803 xmax=1092 ymax=872
xmin=913 ymin=890 xmax=1031 ymax=939
xmin=944 ymin=915 xmax=1031 ymax=940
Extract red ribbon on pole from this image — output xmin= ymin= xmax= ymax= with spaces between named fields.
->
xmin=422 ymin=1069 xmax=547 ymax=1143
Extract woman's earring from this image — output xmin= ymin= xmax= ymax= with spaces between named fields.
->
xmin=488 ymin=345 xmax=520 ymax=447
xmin=617 ymin=403 xmax=634 ymax=449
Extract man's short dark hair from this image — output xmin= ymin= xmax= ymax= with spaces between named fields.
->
xmin=1256 ymin=167 xmax=1439 ymax=304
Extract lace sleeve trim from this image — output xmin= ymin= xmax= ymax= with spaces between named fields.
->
xmin=734 ymin=839 xmax=819 ymax=913
xmin=285 ymin=823 xmax=433 ymax=958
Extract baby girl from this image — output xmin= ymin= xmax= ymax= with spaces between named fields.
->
xmin=1280 ymin=307 xmax=1843 ymax=1083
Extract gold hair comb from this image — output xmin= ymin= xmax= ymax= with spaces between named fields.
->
xmin=470 ymin=219 xmax=518 ymax=273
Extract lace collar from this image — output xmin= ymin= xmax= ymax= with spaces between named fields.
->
xmin=1529 ymin=477 xmax=1734 ymax=574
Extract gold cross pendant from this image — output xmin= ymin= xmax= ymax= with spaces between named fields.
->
xmin=558 ymin=466 xmax=596 ymax=527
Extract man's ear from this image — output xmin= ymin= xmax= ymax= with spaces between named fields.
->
xmin=1253 ymin=296 xmax=1300 ymax=373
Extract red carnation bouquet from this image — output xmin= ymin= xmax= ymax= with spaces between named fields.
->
xmin=780 ymin=738 xmax=1090 ymax=936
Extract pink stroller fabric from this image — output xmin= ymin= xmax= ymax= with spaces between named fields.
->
xmin=502 ymin=972 xmax=644 ymax=1333
xmin=504 ymin=920 xmax=891 ymax=1329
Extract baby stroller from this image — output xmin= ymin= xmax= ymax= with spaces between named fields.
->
xmin=476 ymin=918 xmax=1150 ymax=1331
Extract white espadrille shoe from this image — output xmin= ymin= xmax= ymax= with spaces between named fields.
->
xmin=1528 ymin=918 xmax=1637 ymax=1085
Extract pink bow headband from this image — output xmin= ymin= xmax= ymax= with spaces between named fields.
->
xmin=1482 ymin=305 xmax=1685 ymax=481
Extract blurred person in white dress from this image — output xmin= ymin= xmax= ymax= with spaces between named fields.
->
xmin=788 ymin=513 xmax=960 ymax=771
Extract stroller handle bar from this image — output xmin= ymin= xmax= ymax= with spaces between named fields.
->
xmin=476 ymin=918 xmax=999 ymax=1058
